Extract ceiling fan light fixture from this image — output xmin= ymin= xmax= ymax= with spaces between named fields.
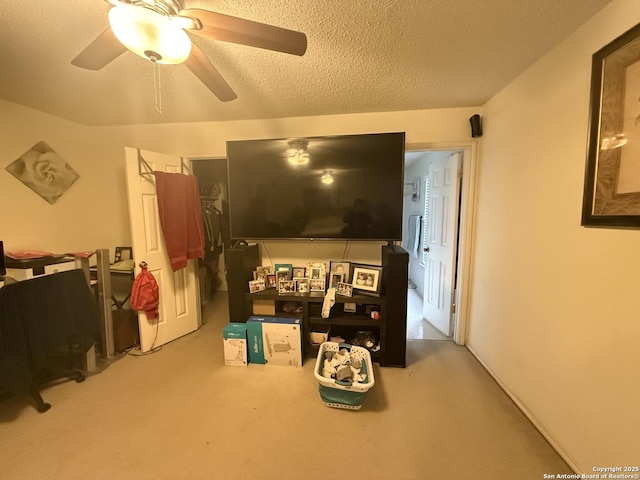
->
xmin=108 ymin=4 xmax=191 ymax=64
xmin=286 ymin=139 xmax=310 ymax=165
xmin=321 ymin=171 xmax=334 ymax=185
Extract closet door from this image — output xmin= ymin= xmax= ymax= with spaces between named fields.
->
xmin=124 ymin=147 xmax=201 ymax=352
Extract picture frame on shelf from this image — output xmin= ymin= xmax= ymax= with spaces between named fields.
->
xmin=274 ymin=263 xmax=293 ymax=276
xmin=292 ymin=267 xmax=306 ymax=279
xmin=276 ymin=270 xmax=290 ymax=285
xmin=329 ymin=272 xmax=344 ymax=289
xmin=249 ymin=279 xmax=266 ymax=293
xmin=296 ymin=278 xmax=310 ymax=293
xmin=309 ymin=279 xmax=326 ymax=292
xmin=256 ymin=265 xmax=271 ymax=275
xmin=278 ymin=279 xmax=295 ymax=294
xmin=306 ymin=261 xmax=326 ymax=277
xmin=267 ymin=274 xmax=277 ymax=289
xmin=582 ymin=22 xmax=640 ymax=228
xmin=351 ymin=264 xmax=383 ymax=296
xmin=329 ymin=261 xmax=351 ymax=282
xmin=309 ymin=267 xmax=323 ymax=280
xmin=336 ymin=282 xmax=353 ymax=297
xmin=253 ymin=270 xmax=268 ymax=283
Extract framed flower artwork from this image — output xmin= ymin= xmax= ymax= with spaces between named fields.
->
xmin=6 ymin=141 xmax=79 ymax=205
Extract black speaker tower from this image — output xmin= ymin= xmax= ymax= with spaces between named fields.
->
xmin=381 ymin=245 xmax=408 ymax=367
xmin=225 ymin=243 xmax=260 ymax=323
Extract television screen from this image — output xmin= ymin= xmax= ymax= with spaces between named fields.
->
xmin=226 ymin=132 xmax=405 ymax=241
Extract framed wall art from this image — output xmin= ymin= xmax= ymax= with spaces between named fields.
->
xmin=582 ymin=22 xmax=640 ymax=228
xmin=6 ymin=141 xmax=79 ymax=205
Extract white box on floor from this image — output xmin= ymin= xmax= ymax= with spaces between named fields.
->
xmin=223 ymin=323 xmax=248 ymax=366
xmin=246 ymin=316 xmax=302 ymax=367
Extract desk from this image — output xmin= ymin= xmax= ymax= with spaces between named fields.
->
xmin=6 ymin=255 xmax=77 ymax=280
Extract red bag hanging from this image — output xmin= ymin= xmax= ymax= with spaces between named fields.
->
xmin=130 ymin=262 xmax=159 ymax=320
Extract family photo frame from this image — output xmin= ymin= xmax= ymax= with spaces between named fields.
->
xmin=292 ymin=267 xmax=306 ymax=279
xmin=329 ymin=261 xmax=351 ymax=282
xmin=329 ymin=272 xmax=344 ymax=289
xmin=336 ymin=282 xmax=353 ymax=297
xmin=249 ymin=279 xmax=266 ymax=293
xmin=582 ymin=22 xmax=640 ymax=228
xmin=351 ymin=264 xmax=383 ymax=296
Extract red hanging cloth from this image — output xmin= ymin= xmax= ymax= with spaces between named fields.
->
xmin=154 ymin=171 xmax=205 ymax=272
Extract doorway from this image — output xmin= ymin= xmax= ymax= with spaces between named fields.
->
xmin=403 ymin=143 xmax=477 ymax=345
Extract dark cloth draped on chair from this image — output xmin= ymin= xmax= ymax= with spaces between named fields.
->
xmin=0 ymin=270 xmax=100 ymax=396
xmin=154 ymin=171 xmax=205 ymax=272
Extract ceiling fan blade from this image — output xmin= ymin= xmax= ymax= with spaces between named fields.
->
xmin=178 ymin=8 xmax=307 ymax=56
xmin=185 ymin=43 xmax=237 ymax=102
xmin=71 ymin=27 xmax=127 ymax=70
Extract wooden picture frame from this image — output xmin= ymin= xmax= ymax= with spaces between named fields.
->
xmin=292 ymin=267 xmax=306 ymax=279
xmin=582 ymin=22 xmax=640 ymax=228
xmin=351 ymin=264 xmax=383 ymax=296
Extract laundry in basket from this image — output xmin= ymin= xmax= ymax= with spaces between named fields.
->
xmin=314 ymin=342 xmax=375 ymax=410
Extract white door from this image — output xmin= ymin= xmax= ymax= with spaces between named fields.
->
xmin=124 ymin=147 xmax=201 ymax=352
xmin=422 ymin=152 xmax=461 ymax=335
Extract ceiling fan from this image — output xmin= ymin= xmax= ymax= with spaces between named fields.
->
xmin=71 ymin=0 xmax=308 ymax=102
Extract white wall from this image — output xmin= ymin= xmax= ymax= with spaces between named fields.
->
xmin=1 ymin=101 xmax=478 ymax=267
xmin=0 ymin=99 xmax=131 ymax=254
xmin=469 ymin=0 xmax=640 ymax=471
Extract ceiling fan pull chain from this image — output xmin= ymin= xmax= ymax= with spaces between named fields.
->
xmin=152 ymin=60 xmax=162 ymax=116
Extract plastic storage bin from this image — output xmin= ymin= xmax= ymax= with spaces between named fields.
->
xmin=314 ymin=342 xmax=375 ymax=410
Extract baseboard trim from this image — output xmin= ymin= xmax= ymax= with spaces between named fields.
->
xmin=465 ymin=344 xmax=581 ymax=474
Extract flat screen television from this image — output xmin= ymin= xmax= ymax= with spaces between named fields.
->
xmin=226 ymin=132 xmax=405 ymax=241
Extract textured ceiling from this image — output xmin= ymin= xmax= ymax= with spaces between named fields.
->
xmin=0 ymin=0 xmax=612 ymax=126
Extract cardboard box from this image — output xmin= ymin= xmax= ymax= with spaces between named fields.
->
xmin=252 ymin=299 xmax=276 ymax=315
xmin=246 ymin=316 xmax=303 ymax=367
xmin=223 ymin=323 xmax=248 ymax=366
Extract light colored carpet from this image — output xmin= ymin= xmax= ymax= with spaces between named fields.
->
xmin=0 ymin=291 xmax=572 ymax=479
